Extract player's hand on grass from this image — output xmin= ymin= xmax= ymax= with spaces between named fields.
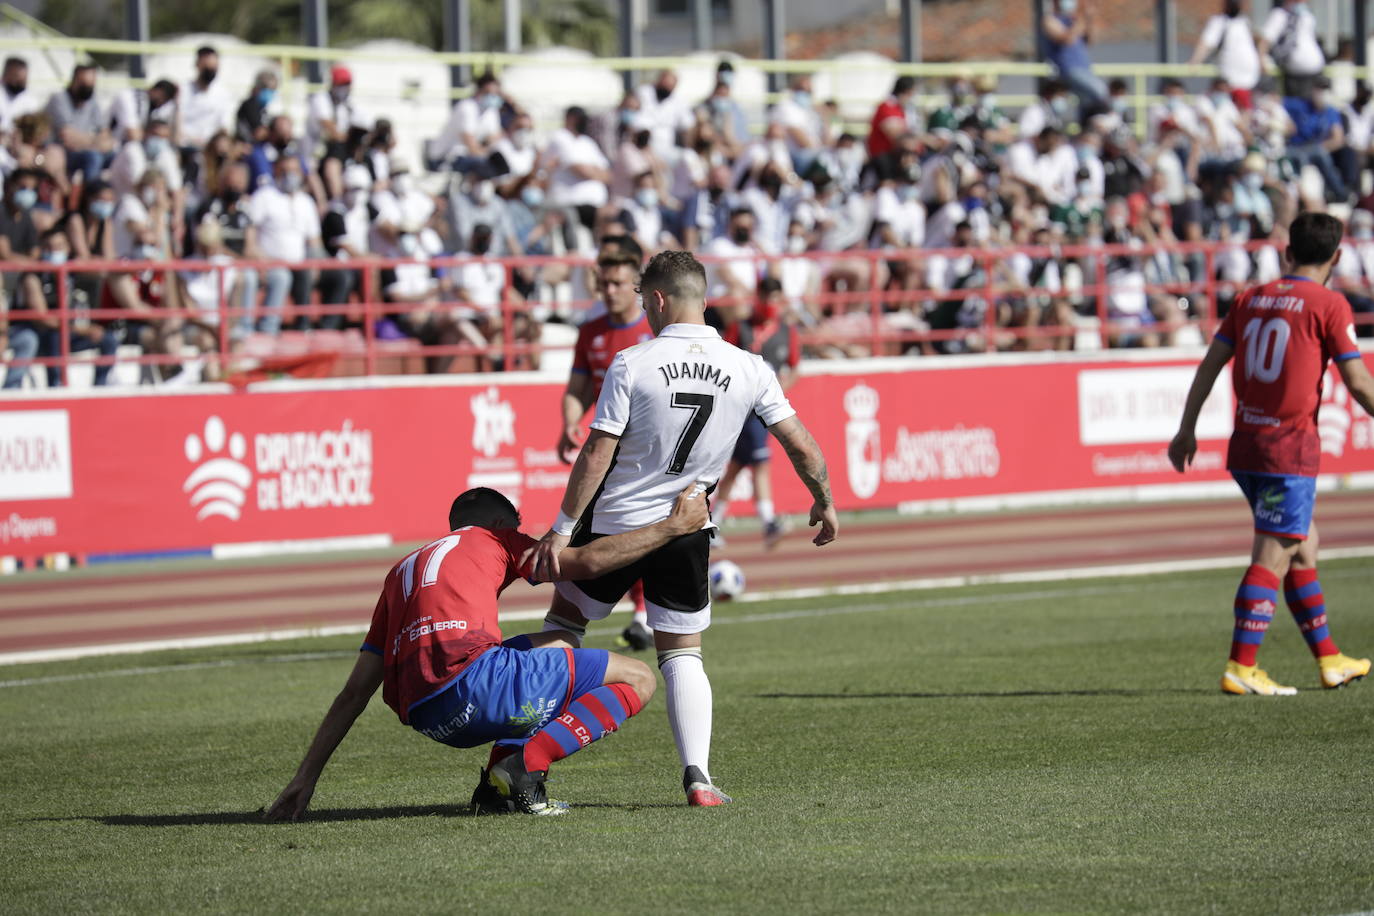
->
xmin=809 ymin=501 xmax=838 ymax=546
xmin=557 ymin=425 xmax=585 ymax=465
xmin=528 ymin=531 xmax=571 ymax=581
xmin=1167 ymin=430 xmax=1196 ymax=473
xmin=668 ymin=484 xmax=710 ymax=534
xmin=265 ymin=778 xmax=315 ymax=822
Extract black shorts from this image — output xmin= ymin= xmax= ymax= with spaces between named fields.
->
xmin=731 ymin=415 xmax=771 ymax=466
xmin=555 ymin=529 xmax=712 ymax=634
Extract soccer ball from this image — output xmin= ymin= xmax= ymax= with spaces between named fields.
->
xmin=708 ymin=560 xmax=746 ymax=601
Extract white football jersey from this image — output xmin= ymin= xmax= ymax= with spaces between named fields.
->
xmin=586 ymin=322 xmax=795 ymax=534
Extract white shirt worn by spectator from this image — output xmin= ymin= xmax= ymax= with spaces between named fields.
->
xmin=634 ymin=84 xmax=693 ymax=158
xmin=1194 ymin=94 xmax=1248 ymax=161
xmin=730 ymin=138 xmax=793 ymax=192
xmin=179 ymin=79 xmax=233 ymax=147
xmin=1005 ymin=251 xmax=1063 ymax=295
xmin=779 ymin=255 xmax=820 ymax=320
xmin=180 ymin=253 xmax=238 ymax=323
xmin=577 ymin=323 xmax=795 ymax=535
xmin=1336 ymin=239 xmax=1374 ymax=293
xmin=925 ymin=250 xmax=979 ymax=294
xmin=328 ymin=201 xmax=372 ymax=258
xmin=432 ymin=98 xmax=503 ymax=162
xmin=740 ymin=187 xmax=794 ymax=255
xmin=1344 ymin=104 xmax=1374 ymax=154
xmin=1198 ymin=15 xmax=1262 ymax=90
xmin=546 ymin=127 xmax=610 ymax=208
xmin=108 ymin=88 xmax=176 ymax=144
xmin=621 ymin=196 xmax=665 ymax=251
xmin=873 ymin=186 xmax=926 ymax=248
xmin=305 ymin=91 xmax=372 ymax=161
xmin=0 ymin=85 xmax=40 ymax=133
xmin=1148 ymin=98 xmax=1203 ymax=142
xmin=247 ymin=184 xmax=321 ymax=263
xmin=492 ymin=135 xmax=537 ymax=181
xmin=769 ymin=95 xmax=822 ymax=158
xmin=454 ymin=257 xmax=506 ymax=314
xmin=1005 ymin=140 xmax=1076 ymax=207
xmin=370 ymin=189 xmax=436 ymax=258
xmin=112 ymin=194 xmax=155 ymax=259
xmin=703 ymin=235 xmax=762 ymax=300
xmin=108 ymin=142 xmax=184 ymax=197
xmin=1262 ymin=4 xmax=1324 ymax=76
xmin=386 ymin=228 xmax=443 ymax=300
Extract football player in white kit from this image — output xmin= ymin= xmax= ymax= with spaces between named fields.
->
xmin=529 ymin=250 xmax=837 ymax=806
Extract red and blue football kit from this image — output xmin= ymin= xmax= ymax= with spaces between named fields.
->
xmin=571 ymin=313 xmax=653 ymax=397
xmin=1212 ymin=276 xmax=1360 ymax=667
xmin=361 ymin=525 xmax=644 ymax=770
xmin=1216 ymin=275 xmax=1361 ymax=478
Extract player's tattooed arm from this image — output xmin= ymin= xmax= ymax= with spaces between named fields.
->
xmin=769 ymin=415 xmax=839 ymax=546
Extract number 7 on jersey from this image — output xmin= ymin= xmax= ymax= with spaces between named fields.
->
xmin=667 ymin=392 xmax=714 ymax=475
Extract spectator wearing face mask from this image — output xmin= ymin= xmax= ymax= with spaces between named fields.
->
xmin=1260 ymin=0 xmax=1325 ymax=100
xmin=109 ymin=78 xmax=178 ymax=146
xmin=770 ymin=74 xmax=827 ymax=175
xmin=1342 ymin=84 xmax=1374 ymax=191
xmin=178 ymin=47 xmax=232 ymax=167
xmin=245 ymin=157 xmax=320 ymax=335
xmin=700 ymin=69 xmax=749 ymax=159
xmin=5 ymin=227 xmax=119 ymax=389
xmin=450 ymin=175 xmax=520 ymax=258
xmin=868 ymin=76 xmax=920 ymax=160
xmin=541 ymin=107 xmax=610 ymax=232
xmin=307 ymin=65 xmax=372 ymax=202
xmin=171 ymin=219 xmax=243 ymax=375
xmin=316 ymin=165 xmax=372 ymax=326
xmin=430 ymin=71 xmax=507 ymax=172
xmin=113 ymin=169 xmax=170 ymax=261
xmin=452 ymin=222 xmax=538 ymax=370
xmin=741 ymin=165 xmax=795 ymax=255
xmin=108 ymin=115 xmax=183 ymax=199
xmin=1191 ymin=1 xmax=1262 ymax=107
xmin=491 ymin=112 xmax=538 ymax=196
xmin=1040 ymin=0 xmax=1108 ymax=117
xmin=45 ymin=63 xmax=110 ymax=188
xmin=248 ymin=116 xmax=300 ymax=189
xmin=635 ymin=69 xmax=693 ymax=158
xmin=0 ymin=58 xmax=39 ymax=134
xmin=1194 ymin=77 xmax=1252 ymax=171
xmin=0 ymin=169 xmax=41 ymax=261
xmin=67 ymin=180 xmax=117 ymax=261
xmin=681 ymin=164 xmax=739 ymax=251
xmin=1019 ymin=78 xmax=1072 ymax=139
xmin=704 ymin=208 xmax=763 ymax=312
xmin=1284 ymin=76 xmax=1351 ymax=203
xmin=237 ymin=70 xmax=280 ymax=145
xmin=612 ymin=122 xmax=663 ymax=204
xmin=618 ymin=170 xmax=675 ymax=255
xmin=1334 ymin=208 xmax=1374 ymax=334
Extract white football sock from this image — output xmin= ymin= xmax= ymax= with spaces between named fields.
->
xmin=756 ymin=499 xmax=775 ymax=524
xmin=658 ymin=649 xmax=712 ymax=782
xmin=632 ymin=608 xmax=649 ymax=626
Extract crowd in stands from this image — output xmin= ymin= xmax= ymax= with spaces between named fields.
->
xmin=3 ymin=6 xmax=1374 ymax=386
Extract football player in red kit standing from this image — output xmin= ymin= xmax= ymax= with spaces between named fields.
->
xmin=555 ymin=236 xmax=656 ymax=650
xmin=1170 ymin=212 xmax=1374 ymax=695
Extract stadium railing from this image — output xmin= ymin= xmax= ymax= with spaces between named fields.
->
xmin=4 ymin=240 xmax=1368 ymax=389
xmin=0 ymin=30 xmax=1368 ymax=140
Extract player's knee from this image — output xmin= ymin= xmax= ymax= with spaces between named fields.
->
xmin=616 ymin=656 xmax=656 ymax=706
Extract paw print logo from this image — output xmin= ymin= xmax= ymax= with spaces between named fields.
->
xmin=1318 ymin=369 xmax=1352 ymax=458
xmin=182 ymin=416 xmax=252 ymax=521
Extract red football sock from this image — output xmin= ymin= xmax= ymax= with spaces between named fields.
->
xmin=1284 ymin=567 xmax=1340 ymax=658
xmin=1230 ymin=565 xmax=1280 ymax=667
xmin=523 ymin=683 xmax=643 ymax=774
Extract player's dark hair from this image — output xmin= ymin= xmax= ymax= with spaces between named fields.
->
xmin=893 ymin=76 xmax=916 ymax=95
xmin=449 ymin=487 xmax=520 ymax=530
xmin=640 ymin=250 xmax=707 ymax=302
xmin=759 ymin=276 xmax=783 ymax=295
xmin=1288 ymin=212 xmax=1344 ymax=266
xmin=597 ymin=237 xmax=643 ymax=272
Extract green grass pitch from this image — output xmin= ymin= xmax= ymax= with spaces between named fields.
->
xmin=2 ymin=561 xmax=1373 ymax=914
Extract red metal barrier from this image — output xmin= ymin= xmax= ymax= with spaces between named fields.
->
xmin=0 ymin=241 xmax=1369 ymax=387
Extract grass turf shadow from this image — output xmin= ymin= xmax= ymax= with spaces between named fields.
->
xmin=36 ymin=800 xmax=682 ymax=827
xmin=756 ymin=688 xmax=1214 ymax=700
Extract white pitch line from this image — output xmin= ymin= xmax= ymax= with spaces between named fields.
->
xmin=10 ymin=568 xmax=1373 ymax=690
xmin=2 ymin=548 xmax=1372 ymax=672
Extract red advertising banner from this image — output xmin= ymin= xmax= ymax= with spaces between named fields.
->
xmin=3 ymin=354 xmax=1373 ymax=559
